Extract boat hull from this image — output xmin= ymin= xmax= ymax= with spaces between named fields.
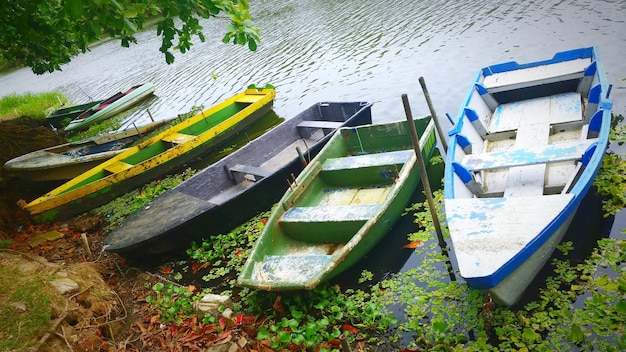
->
xmin=238 ymin=117 xmax=437 ymax=291
xmin=46 ymin=101 xmax=103 ymax=128
xmin=19 ymin=86 xmax=275 ymax=223
xmin=104 ymin=102 xmax=373 ymax=257
xmin=444 ymin=47 xmax=612 ymax=305
xmin=64 ymin=83 xmax=156 ymax=131
xmin=4 ymin=119 xmax=172 ymax=181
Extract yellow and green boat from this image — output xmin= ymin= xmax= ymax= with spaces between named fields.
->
xmin=19 ymin=85 xmax=275 ymax=223
xmin=237 ymin=115 xmax=436 ymax=291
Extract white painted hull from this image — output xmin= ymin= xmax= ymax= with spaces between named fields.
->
xmin=487 ymin=211 xmax=575 ymax=306
xmin=444 ymin=47 xmax=612 ymax=306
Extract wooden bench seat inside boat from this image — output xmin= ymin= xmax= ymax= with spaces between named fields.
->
xmin=322 ymin=150 xmax=413 ymax=171
xmin=460 ymin=138 xmax=597 ymax=172
xmin=281 ymin=204 xmax=378 ymax=242
xmin=482 ymin=58 xmax=591 ymax=93
xmin=228 ymin=164 xmax=272 ymax=183
xmin=321 ymin=149 xmax=413 ymax=186
xmin=161 ymin=132 xmax=195 ymax=144
xmin=296 ymin=120 xmax=344 ymax=138
xmin=104 ymin=161 xmax=134 ymax=174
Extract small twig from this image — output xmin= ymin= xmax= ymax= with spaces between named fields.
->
xmin=81 ymin=233 xmax=93 ymax=261
xmin=58 ymin=325 xmax=72 ymax=350
xmin=37 ymin=311 xmax=67 ymax=350
xmin=339 ymin=334 xmax=352 ymax=352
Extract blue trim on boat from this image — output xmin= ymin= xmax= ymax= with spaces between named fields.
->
xmin=481 ymin=47 xmax=595 ymax=77
xmin=445 ymin=46 xmax=612 ymax=292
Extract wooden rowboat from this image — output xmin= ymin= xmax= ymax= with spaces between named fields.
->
xmin=444 ymin=47 xmax=612 ymax=306
xmin=103 ymin=102 xmax=373 ymax=257
xmin=64 ymin=83 xmax=156 ymax=131
xmin=237 ymin=116 xmax=437 ymax=291
xmin=3 ymin=119 xmax=174 ymax=181
xmin=18 ymin=85 xmax=276 ymax=223
xmin=46 ymin=100 xmax=103 ymax=129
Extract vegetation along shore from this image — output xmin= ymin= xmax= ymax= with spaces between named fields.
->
xmin=0 ymin=92 xmax=624 ymax=351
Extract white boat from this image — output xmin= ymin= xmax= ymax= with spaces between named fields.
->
xmin=444 ymin=47 xmax=613 ymax=306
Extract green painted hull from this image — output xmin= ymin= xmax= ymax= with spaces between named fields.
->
xmin=21 ymin=86 xmax=275 ymax=223
xmin=46 ymin=100 xmax=103 ymax=128
xmin=238 ymin=116 xmax=437 ymax=291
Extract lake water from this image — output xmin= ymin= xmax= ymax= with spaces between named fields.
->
xmin=1 ymin=0 xmax=624 ymax=279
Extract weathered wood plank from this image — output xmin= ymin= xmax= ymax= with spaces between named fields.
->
xmin=281 ymin=204 xmax=379 ymax=223
xmin=296 ymin=120 xmax=344 ymax=129
xmin=228 ymin=164 xmax=272 ymax=183
xmin=462 ymin=138 xmax=596 ymax=172
xmin=488 ymin=93 xmax=582 ymax=134
xmin=504 ymin=118 xmax=550 ymax=197
xmin=483 ymin=58 xmax=590 ymax=93
xmin=104 ymin=161 xmax=133 ymax=174
xmin=322 ymin=150 xmax=412 ymax=171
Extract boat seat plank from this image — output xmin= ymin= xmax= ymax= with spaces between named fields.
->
xmin=282 ymin=204 xmax=379 ymax=223
xmin=445 ymin=195 xmax=574 ymax=279
xmin=322 ymin=150 xmax=413 ymax=171
xmin=228 ymin=164 xmax=272 ymax=183
xmin=281 ymin=204 xmax=378 ymax=243
xmin=104 ymin=161 xmax=134 ymax=174
xmin=297 ymin=120 xmax=343 ymax=138
xmin=234 ymin=94 xmax=264 ymax=103
xmin=489 ymin=93 xmax=582 ymax=134
xmin=462 ymin=138 xmax=596 ymax=172
xmin=482 ymin=58 xmax=591 ymax=93
xmin=296 ymin=120 xmax=344 ymax=129
xmin=161 ymin=132 xmax=195 ymax=144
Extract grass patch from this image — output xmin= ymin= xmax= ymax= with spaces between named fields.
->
xmin=0 ymin=92 xmax=67 ymax=121
xmin=0 ymin=259 xmax=60 ymax=351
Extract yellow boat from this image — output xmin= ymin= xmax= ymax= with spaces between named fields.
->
xmin=18 ymin=85 xmax=275 ymax=223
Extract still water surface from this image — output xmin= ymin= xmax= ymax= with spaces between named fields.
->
xmin=0 ymin=0 xmax=624 ymax=278
xmin=1 ymin=0 xmax=624 ymax=125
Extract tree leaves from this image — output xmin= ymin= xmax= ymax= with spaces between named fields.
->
xmin=0 ymin=0 xmax=259 ymax=74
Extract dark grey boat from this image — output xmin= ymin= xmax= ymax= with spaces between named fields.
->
xmin=103 ymin=102 xmax=373 ymax=257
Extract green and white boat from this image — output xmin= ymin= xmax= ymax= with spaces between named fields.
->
xmin=238 ymin=116 xmax=437 ymax=291
xmin=64 ymin=83 xmax=156 ymax=131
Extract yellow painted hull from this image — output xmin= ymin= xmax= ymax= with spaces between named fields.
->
xmin=18 ymin=85 xmax=275 ymax=222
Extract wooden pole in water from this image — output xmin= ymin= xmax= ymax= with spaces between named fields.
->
xmin=418 ymin=76 xmax=448 ymax=152
xmin=146 ymin=109 xmax=155 ymax=122
xmin=402 ymin=94 xmax=452 ymax=275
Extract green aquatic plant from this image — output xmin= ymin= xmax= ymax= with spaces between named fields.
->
xmin=186 ymin=211 xmax=268 ymax=286
xmin=92 ymin=167 xmax=197 ymax=231
xmin=593 ymin=114 xmax=626 ymax=217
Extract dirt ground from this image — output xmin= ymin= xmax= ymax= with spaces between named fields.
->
xmin=0 ymin=119 xmax=155 ymax=351
xmin=0 ymin=119 xmax=281 ymax=352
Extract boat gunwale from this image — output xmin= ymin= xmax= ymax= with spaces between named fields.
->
xmin=444 ymin=46 xmax=613 ymax=292
xmin=237 ymin=117 xmax=437 ymax=290
xmin=20 ymin=87 xmax=276 ymax=215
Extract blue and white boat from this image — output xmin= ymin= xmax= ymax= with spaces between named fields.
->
xmin=444 ymin=47 xmax=613 ymax=306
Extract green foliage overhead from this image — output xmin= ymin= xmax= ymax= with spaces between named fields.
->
xmin=0 ymin=0 xmax=259 ymax=74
